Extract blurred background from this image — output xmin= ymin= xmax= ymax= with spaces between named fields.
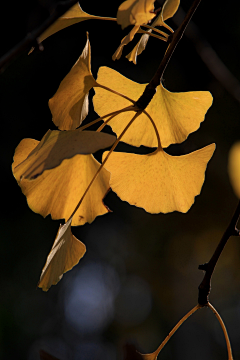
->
xmin=1 ymin=0 xmax=240 ymax=359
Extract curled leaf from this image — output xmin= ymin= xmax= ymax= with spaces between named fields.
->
xmin=228 ymin=142 xmax=240 ymax=198
xmin=153 ymin=0 xmax=180 ymax=29
xmin=94 ymin=67 xmax=213 ymax=148
xmin=13 ymin=129 xmax=116 ymax=180
xmin=38 ymin=218 xmax=86 ymax=291
xmin=49 ymin=35 xmax=97 ymax=130
xmin=12 ymin=138 xmax=111 ymax=226
xmin=113 ymin=26 xmax=140 ymax=60
xmin=117 ymin=0 xmax=156 ymax=29
xmin=103 ymin=144 xmax=215 ymax=214
xmin=126 ymin=0 xmax=179 ymax=63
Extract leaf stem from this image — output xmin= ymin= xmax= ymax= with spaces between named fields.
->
xmin=79 ymin=106 xmax=134 ymax=131
xmin=143 ymin=110 xmax=162 ymax=150
xmin=198 ymin=200 xmax=240 ymax=305
xmin=67 ymin=111 xmax=142 ymax=222
xmin=138 ymin=30 xmax=168 ymax=42
xmin=141 ymin=304 xmax=201 ymax=359
xmin=208 ymin=303 xmax=234 ymax=360
xmin=141 ymin=24 xmax=169 ymax=38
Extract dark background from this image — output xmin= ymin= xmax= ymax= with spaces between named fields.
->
xmin=1 ymin=1 xmax=240 ymax=359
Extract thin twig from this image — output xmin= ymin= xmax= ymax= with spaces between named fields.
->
xmin=198 ymin=201 xmax=240 ymax=305
xmin=135 ymin=0 xmax=202 ymax=110
xmin=0 ymin=0 xmax=79 ymax=71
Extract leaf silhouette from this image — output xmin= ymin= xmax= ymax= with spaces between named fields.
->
xmin=117 ymin=0 xmax=156 ymax=29
xmin=13 ymin=129 xmax=116 ymax=180
xmin=49 ymin=35 xmax=97 ymax=130
xmin=38 ymin=218 xmax=86 ymax=291
xmin=12 ymin=138 xmax=111 ymax=226
xmin=103 ymin=144 xmax=215 ymax=213
xmin=94 ymin=67 xmax=213 ymax=148
xmin=228 ymin=142 xmax=240 ymax=198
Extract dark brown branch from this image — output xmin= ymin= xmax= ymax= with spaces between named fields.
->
xmin=0 ymin=0 xmax=79 ymax=72
xmin=198 ymin=201 xmax=240 ymax=306
xmin=135 ymin=0 xmax=202 ymax=110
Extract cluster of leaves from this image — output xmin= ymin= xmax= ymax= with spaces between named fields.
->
xmin=12 ymin=0 xmax=215 ymax=306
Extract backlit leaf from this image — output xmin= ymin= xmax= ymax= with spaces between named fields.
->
xmin=117 ymin=0 xmax=156 ymax=29
xmin=113 ymin=26 xmax=140 ymax=60
xmin=13 ymin=129 xmax=116 ymax=180
xmin=103 ymin=144 xmax=215 ymax=213
xmin=228 ymin=142 xmax=240 ymax=198
xmin=38 ymin=3 xmax=108 ymax=44
xmin=12 ymin=138 xmax=111 ymax=226
xmin=38 ymin=218 xmax=86 ymax=291
xmin=154 ymin=0 xmax=180 ymax=28
xmin=94 ymin=67 xmax=213 ymax=148
xmin=126 ymin=31 xmax=152 ymax=64
xmin=49 ymin=36 xmax=97 ymax=130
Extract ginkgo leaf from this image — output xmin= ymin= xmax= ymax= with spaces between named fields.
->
xmin=38 ymin=3 xmax=110 ymax=44
xmin=38 ymin=218 xmax=86 ymax=291
xmin=13 ymin=129 xmax=116 ymax=180
xmin=94 ymin=67 xmax=213 ymax=148
xmin=126 ymin=31 xmax=152 ymax=64
xmin=117 ymin=0 xmax=156 ymax=29
xmin=113 ymin=26 xmax=140 ymax=60
xmin=12 ymin=138 xmax=111 ymax=226
xmin=125 ymin=1 xmax=175 ymax=64
xmin=49 ymin=35 xmax=97 ymax=130
xmin=103 ymin=144 xmax=215 ymax=213
xmin=154 ymin=0 xmax=180 ymax=29
xmin=228 ymin=142 xmax=240 ymax=198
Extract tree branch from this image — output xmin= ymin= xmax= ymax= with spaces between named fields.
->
xmin=135 ymin=0 xmax=202 ymax=110
xmin=0 ymin=0 xmax=79 ymax=72
xmin=198 ymin=200 xmax=240 ymax=305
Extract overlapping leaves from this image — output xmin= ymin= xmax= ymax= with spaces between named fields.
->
xmin=12 ymin=0 xmax=216 ymax=291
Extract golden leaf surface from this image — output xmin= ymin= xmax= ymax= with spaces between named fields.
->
xmin=228 ymin=142 xmax=240 ymax=198
xmin=38 ymin=218 xmax=86 ymax=291
xmin=13 ymin=129 xmax=116 ymax=180
xmin=12 ymin=138 xmax=111 ymax=226
xmin=117 ymin=0 xmax=156 ymax=29
xmin=38 ymin=3 xmax=105 ymax=43
xmin=103 ymin=144 xmax=215 ymax=213
xmin=49 ymin=36 xmax=97 ymax=130
xmin=94 ymin=67 xmax=213 ymax=148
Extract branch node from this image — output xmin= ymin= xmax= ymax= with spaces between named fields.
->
xmin=198 ymin=262 xmax=208 ymax=271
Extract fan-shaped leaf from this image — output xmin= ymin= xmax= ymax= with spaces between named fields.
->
xmin=38 ymin=218 xmax=86 ymax=291
xmin=103 ymin=144 xmax=215 ymax=213
xmin=13 ymin=129 xmax=116 ymax=180
xmin=49 ymin=36 xmax=97 ymax=130
xmin=94 ymin=67 xmax=213 ymax=148
xmin=228 ymin=142 xmax=240 ymax=198
xmin=12 ymin=138 xmax=111 ymax=226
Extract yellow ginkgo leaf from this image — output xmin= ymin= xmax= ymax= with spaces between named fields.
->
xmin=154 ymin=0 xmax=180 ymax=29
xmin=113 ymin=26 xmax=140 ymax=60
xmin=38 ymin=218 xmax=86 ymax=291
xmin=49 ymin=36 xmax=97 ymax=130
xmin=228 ymin=142 xmax=240 ymax=198
xmin=103 ymin=144 xmax=215 ymax=214
xmin=125 ymin=1 xmax=174 ymax=64
xmin=13 ymin=129 xmax=116 ymax=180
xmin=94 ymin=67 xmax=213 ymax=148
xmin=38 ymin=3 xmax=110 ymax=44
xmin=117 ymin=0 xmax=156 ymax=29
xmin=12 ymin=138 xmax=111 ymax=226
